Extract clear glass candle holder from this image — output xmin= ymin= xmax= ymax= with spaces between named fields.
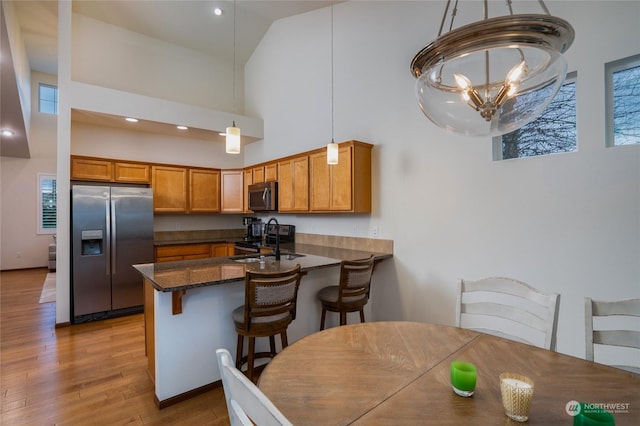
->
xmin=500 ymin=373 xmax=534 ymax=422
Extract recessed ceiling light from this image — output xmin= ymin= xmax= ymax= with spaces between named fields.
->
xmin=213 ymin=7 xmax=223 ymax=16
xmin=176 ymin=125 xmax=188 ymax=130
xmin=1 ymin=129 xmax=14 ymax=136
xmin=125 ymin=117 xmax=139 ymax=123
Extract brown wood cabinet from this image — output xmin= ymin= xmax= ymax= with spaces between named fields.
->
xmin=265 ymin=163 xmax=277 ymax=182
xmin=309 ymin=141 xmax=372 ymax=212
xmin=152 ymin=166 xmax=189 ymax=213
xmin=114 ymin=162 xmax=150 ymax=183
xmin=189 ymin=169 xmax=220 ymax=213
xmin=278 ymin=155 xmax=309 ymax=212
xmin=71 ymin=156 xmax=150 ymax=183
xmin=243 ymin=168 xmax=253 ymax=213
xmin=71 ymin=157 xmax=113 ymax=181
xmin=155 ymin=242 xmax=234 ymax=262
xmin=221 ymin=170 xmax=244 ymax=213
xmin=155 ymin=243 xmax=211 ymax=262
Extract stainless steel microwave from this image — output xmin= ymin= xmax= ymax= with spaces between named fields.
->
xmin=248 ymin=181 xmax=278 ymax=211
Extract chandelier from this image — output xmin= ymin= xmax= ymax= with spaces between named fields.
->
xmin=410 ymin=0 xmax=574 ymax=137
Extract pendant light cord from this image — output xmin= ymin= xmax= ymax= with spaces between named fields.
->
xmin=233 ymin=0 xmax=237 ymax=120
xmin=331 ymin=2 xmax=335 ymax=144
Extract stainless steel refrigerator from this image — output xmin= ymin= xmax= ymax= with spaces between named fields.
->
xmin=71 ymin=184 xmax=153 ymax=323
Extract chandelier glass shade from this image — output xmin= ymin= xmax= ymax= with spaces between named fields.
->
xmin=411 ymin=7 xmax=574 ymax=137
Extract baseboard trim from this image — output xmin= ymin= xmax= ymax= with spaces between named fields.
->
xmin=55 ymin=322 xmax=71 ymax=328
xmin=156 ymin=381 xmax=223 ymax=409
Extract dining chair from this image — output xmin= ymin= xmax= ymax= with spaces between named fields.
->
xmin=216 ymin=348 xmax=293 ymax=426
xmin=318 ymin=255 xmax=375 ymax=330
xmin=584 ymin=297 xmax=640 ymax=374
xmin=456 ymin=277 xmax=561 ymax=350
xmin=233 ymin=264 xmax=302 ymax=382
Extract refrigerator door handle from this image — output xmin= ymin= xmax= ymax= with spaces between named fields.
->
xmin=111 ymin=199 xmax=117 ymax=275
xmin=105 ymin=199 xmax=111 ymax=276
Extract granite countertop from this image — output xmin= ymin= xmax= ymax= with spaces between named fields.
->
xmin=134 ymin=243 xmax=392 ymax=293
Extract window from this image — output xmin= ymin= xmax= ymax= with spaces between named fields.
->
xmin=494 ymin=72 xmax=577 ymax=160
xmin=39 ymin=84 xmax=58 ymax=115
xmin=38 ymin=173 xmax=57 ymax=235
xmin=606 ymin=54 xmax=640 ymax=147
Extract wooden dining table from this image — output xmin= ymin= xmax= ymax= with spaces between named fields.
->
xmin=258 ymin=321 xmax=640 ymax=425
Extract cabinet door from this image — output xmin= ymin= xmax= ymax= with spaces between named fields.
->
xmin=71 ymin=157 xmax=113 ymax=181
xmin=279 ymin=156 xmax=309 ymax=212
xmin=189 ymin=169 xmax=220 ymax=213
xmin=252 ymin=166 xmax=265 ymax=184
xmin=309 ymin=152 xmax=331 ymax=211
xmin=152 ymin=166 xmax=188 ymax=213
xmin=114 ymin=162 xmax=150 ymax=183
xmin=265 ymin=163 xmax=278 ymax=182
xmin=211 ymin=243 xmax=229 ymax=257
xmin=243 ymin=169 xmax=253 ymax=212
xmin=330 ymin=145 xmax=353 ymax=211
xmin=221 ymin=170 xmax=244 ymax=213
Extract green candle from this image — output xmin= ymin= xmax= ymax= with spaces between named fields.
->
xmin=573 ymin=403 xmax=615 ymax=426
xmin=450 ymin=361 xmax=476 ymax=397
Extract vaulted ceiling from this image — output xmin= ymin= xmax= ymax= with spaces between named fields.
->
xmin=1 ymin=1 xmax=337 ymax=158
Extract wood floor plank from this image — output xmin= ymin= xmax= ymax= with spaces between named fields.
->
xmin=1 ymin=268 xmax=230 ymax=425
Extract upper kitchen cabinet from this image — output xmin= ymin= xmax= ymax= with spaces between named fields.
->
xmin=278 ymin=155 xmax=309 ymax=212
xmin=114 ymin=162 xmax=150 ymax=183
xmin=221 ymin=170 xmax=244 ymax=213
xmin=71 ymin=156 xmax=150 ymax=183
xmin=243 ymin=169 xmax=253 ymax=213
xmin=309 ymin=141 xmax=372 ymax=213
xmin=152 ymin=165 xmax=189 ymax=213
xmin=265 ymin=163 xmax=278 ymax=182
xmin=71 ymin=156 xmax=113 ymax=181
xmin=189 ymin=168 xmax=220 ymax=213
xmin=251 ymin=163 xmax=277 ymax=184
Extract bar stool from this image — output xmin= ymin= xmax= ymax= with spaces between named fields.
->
xmin=233 ymin=264 xmax=302 ymax=382
xmin=317 ymin=255 xmax=375 ymax=330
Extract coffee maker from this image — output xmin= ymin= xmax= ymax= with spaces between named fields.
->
xmin=242 ymin=217 xmax=262 ymax=242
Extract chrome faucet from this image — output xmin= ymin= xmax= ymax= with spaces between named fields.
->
xmin=266 ymin=217 xmax=281 ymax=261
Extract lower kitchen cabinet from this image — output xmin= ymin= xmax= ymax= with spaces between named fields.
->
xmin=155 ymin=242 xmax=234 ymax=263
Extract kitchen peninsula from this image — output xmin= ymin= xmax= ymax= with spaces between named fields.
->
xmin=134 ymin=241 xmax=392 ymax=407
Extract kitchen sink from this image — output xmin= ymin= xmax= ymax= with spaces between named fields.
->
xmin=233 ymin=257 xmax=261 ymax=263
xmin=230 ymin=253 xmax=305 ymax=263
xmin=283 ymin=253 xmax=305 ymax=260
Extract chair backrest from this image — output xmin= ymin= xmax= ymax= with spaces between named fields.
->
xmin=337 ymin=255 xmax=375 ymax=308
xmin=216 ymin=348 xmax=293 ymax=426
xmin=243 ymin=265 xmax=302 ymax=329
xmin=456 ymin=277 xmax=561 ymax=350
xmin=584 ymin=297 xmax=640 ymax=374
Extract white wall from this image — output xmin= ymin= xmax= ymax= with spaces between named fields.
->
xmin=244 ymin=1 xmax=640 ymax=359
xmin=1 ymin=71 xmax=57 ymax=270
xmin=71 ymin=13 xmax=242 ymax=112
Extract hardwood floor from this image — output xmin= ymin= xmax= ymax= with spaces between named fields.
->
xmin=0 ymin=268 xmax=230 ymax=425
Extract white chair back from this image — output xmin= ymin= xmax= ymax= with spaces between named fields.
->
xmin=584 ymin=297 xmax=640 ymax=374
xmin=216 ymin=348 xmax=293 ymax=426
xmin=456 ymin=277 xmax=560 ymax=350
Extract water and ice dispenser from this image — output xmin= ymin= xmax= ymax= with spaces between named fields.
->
xmin=80 ymin=229 xmax=103 ymax=256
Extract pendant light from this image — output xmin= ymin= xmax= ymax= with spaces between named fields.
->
xmin=226 ymin=0 xmax=241 ymax=154
xmin=410 ymin=0 xmax=574 ymax=137
xmin=326 ymin=2 xmax=339 ymax=165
